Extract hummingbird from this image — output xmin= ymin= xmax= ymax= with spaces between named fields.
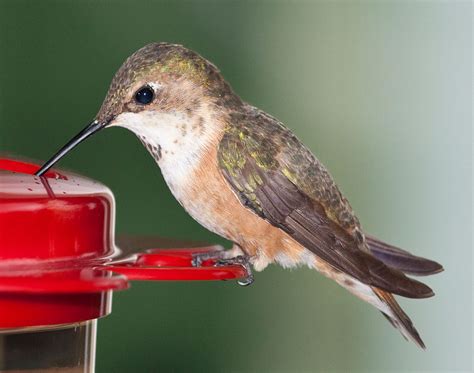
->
xmin=36 ymin=42 xmax=443 ymax=348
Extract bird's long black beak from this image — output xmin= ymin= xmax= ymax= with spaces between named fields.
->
xmin=35 ymin=120 xmax=105 ymax=176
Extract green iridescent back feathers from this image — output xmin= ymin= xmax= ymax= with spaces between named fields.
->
xmin=218 ymin=106 xmax=359 ymax=231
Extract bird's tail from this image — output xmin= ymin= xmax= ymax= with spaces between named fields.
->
xmin=366 ymin=235 xmax=443 ymax=276
xmin=372 ymin=287 xmax=426 ymax=349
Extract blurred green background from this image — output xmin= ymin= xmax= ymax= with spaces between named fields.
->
xmin=0 ymin=0 xmax=471 ymax=372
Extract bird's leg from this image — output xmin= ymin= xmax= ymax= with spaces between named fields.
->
xmin=216 ymin=244 xmax=253 ymax=286
xmin=191 ymin=244 xmax=244 ymax=267
xmin=192 ymin=244 xmax=254 ymax=286
xmin=215 ymin=254 xmax=254 ymax=287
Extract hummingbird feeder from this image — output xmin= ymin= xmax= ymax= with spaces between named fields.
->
xmin=0 ymin=157 xmax=248 ymax=372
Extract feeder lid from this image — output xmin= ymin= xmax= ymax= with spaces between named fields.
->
xmin=0 ymin=157 xmax=248 ymax=328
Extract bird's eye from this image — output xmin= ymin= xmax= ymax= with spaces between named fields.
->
xmin=134 ymin=86 xmax=154 ymax=105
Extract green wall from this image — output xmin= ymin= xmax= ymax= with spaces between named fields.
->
xmin=0 ymin=1 xmax=471 ymax=371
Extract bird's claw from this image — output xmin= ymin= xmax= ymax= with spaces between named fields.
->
xmin=192 ymin=251 xmax=254 ymax=286
xmin=237 ymin=275 xmax=254 ymax=287
xmin=215 ymin=255 xmax=254 ymax=287
xmin=191 ymin=255 xmax=203 ymax=267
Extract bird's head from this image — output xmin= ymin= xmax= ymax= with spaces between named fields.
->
xmin=36 ymin=42 xmax=241 ymax=175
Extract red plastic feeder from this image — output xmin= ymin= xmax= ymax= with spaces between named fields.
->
xmin=0 ymin=157 xmax=248 ymax=372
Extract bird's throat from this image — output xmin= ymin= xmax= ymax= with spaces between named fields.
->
xmin=112 ymin=109 xmax=223 ymax=190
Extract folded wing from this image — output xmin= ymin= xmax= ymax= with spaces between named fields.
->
xmin=218 ymin=109 xmax=436 ymax=298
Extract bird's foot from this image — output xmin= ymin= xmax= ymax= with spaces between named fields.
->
xmin=192 ymin=246 xmax=253 ymax=286
xmin=215 ymin=255 xmax=254 ymax=287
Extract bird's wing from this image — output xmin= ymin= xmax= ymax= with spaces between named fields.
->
xmin=218 ymin=108 xmax=433 ymax=298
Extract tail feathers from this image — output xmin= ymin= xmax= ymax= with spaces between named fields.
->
xmin=366 ymin=235 xmax=444 ymax=276
xmin=373 ymin=287 xmax=426 ymax=349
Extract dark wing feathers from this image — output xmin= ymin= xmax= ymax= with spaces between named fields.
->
xmin=253 ymin=167 xmax=433 ymax=298
xmin=366 ymin=235 xmax=443 ymax=276
xmin=218 ymin=108 xmax=435 ymax=298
